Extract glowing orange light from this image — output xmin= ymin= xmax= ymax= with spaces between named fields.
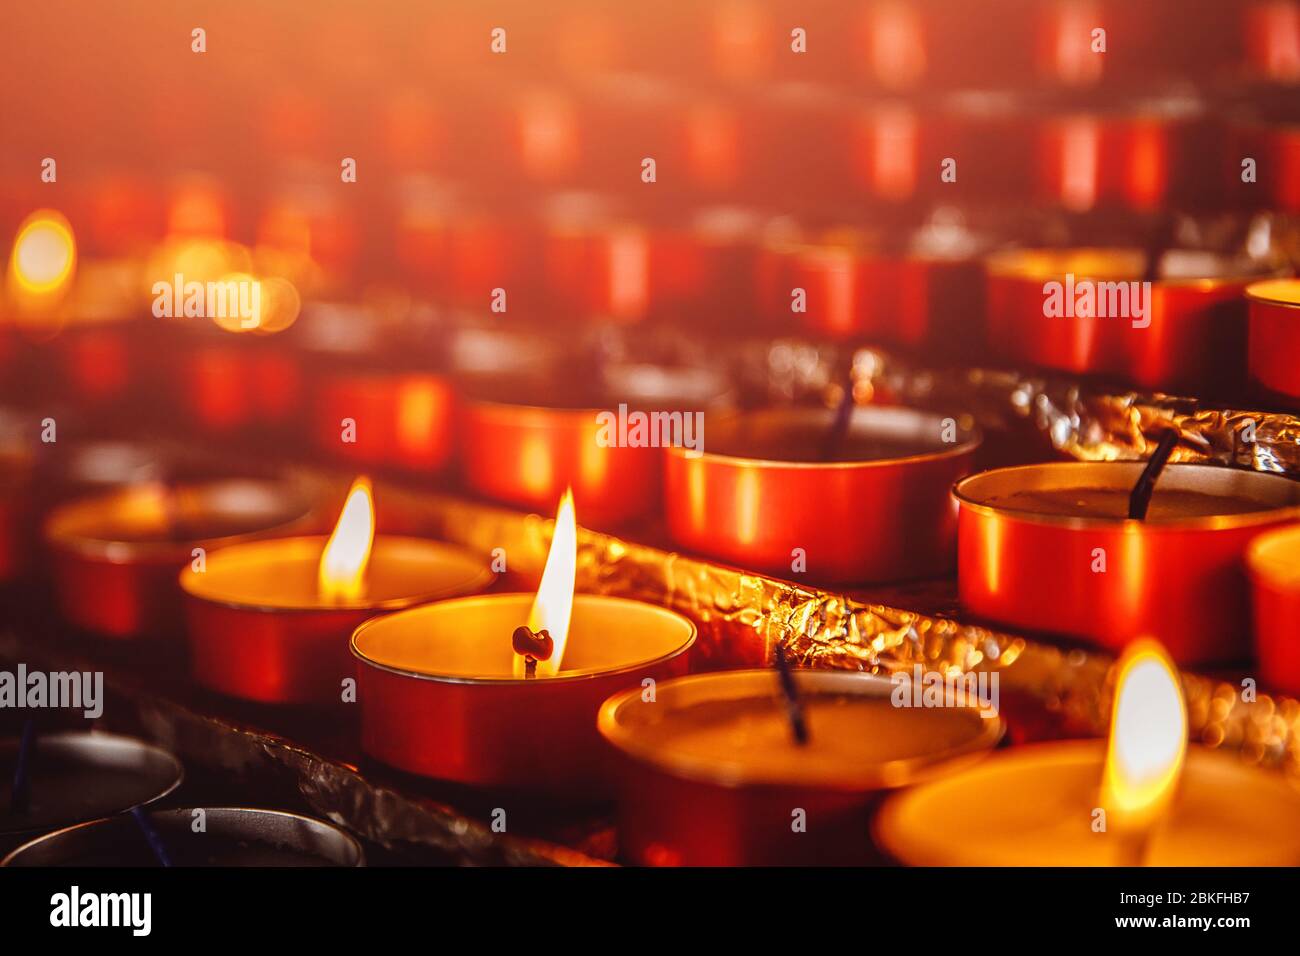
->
xmin=318 ymin=477 xmax=375 ymax=603
xmin=1100 ymin=639 xmax=1187 ymax=833
xmin=9 ymin=211 xmax=76 ymax=296
xmin=519 ymin=488 xmax=577 ymax=677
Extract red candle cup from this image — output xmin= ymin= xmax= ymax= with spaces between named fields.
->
xmin=0 ymin=412 xmax=34 ymax=582
xmin=956 ymin=462 xmax=1300 ymax=665
xmin=181 ymin=535 xmax=491 ymax=706
xmin=44 ymin=480 xmax=311 ymax=640
xmin=664 ymin=406 xmax=980 ymax=583
xmin=986 ymin=247 xmax=1287 ymax=395
xmin=599 ymin=669 xmax=1003 ymax=866
xmin=1246 ymin=279 xmax=1300 ymax=407
xmin=461 ymin=363 xmax=730 ymax=528
xmin=352 ymin=593 xmax=695 ymax=795
xmin=1247 ymin=523 xmax=1300 ymax=697
xmin=314 ymin=369 xmax=457 ymax=474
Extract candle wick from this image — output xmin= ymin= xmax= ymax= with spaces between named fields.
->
xmin=130 ymin=807 xmax=174 ymax=867
xmin=524 ymin=657 xmax=537 ymax=680
xmin=1127 ymin=430 xmax=1180 ymax=520
xmin=512 ymin=625 xmax=553 ymax=680
xmin=9 ymin=718 xmax=37 ymax=814
xmin=773 ymin=643 xmax=810 ymax=746
xmin=820 ymin=371 xmax=856 ymax=462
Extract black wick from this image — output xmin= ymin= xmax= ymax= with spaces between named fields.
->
xmin=820 ymin=370 xmax=856 ymax=462
xmin=773 ymin=643 xmax=810 ymax=746
xmin=9 ymin=718 xmax=37 ymax=813
xmin=1128 ymin=430 xmax=1180 ymax=520
xmin=130 ymin=807 xmax=174 ymax=867
xmin=512 ymin=626 xmax=554 ymax=680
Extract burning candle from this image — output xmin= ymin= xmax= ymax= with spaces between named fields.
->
xmin=3 ymin=807 xmax=363 ymax=867
xmin=1246 ymin=278 xmax=1300 ymax=407
xmin=461 ymin=362 xmax=729 ymax=528
xmin=351 ymin=490 xmax=696 ymax=794
xmin=956 ymin=462 xmax=1300 ymax=665
xmin=44 ymin=479 xmax=311 ymax=640
xmin=1246 ymin=522 xmax=1300 ymax=696
xmin=986 ymin=247 xmax=1287 ymax=395
xmin=599 ymin=668 xmax=1003 ymax=866
xmin=875 ymin=641 xmax=1300 ymax=865
xmin=181 ymin=477 xmax=491 ymax=705
xmin=665 ymin=406 xmax=980 ymax=582
xmin=1 ymin=731 xmax=182 ymax=839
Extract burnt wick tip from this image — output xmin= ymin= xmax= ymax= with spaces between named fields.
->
xmin=512 ymin=625 xmax=554 ymax=679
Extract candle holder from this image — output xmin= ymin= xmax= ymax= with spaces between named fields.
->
xmin=2 ymin=807 xmax=363 ymax=867
xmin=1246 ymin=278 xmax=1300 ymax=407
xmin=986 ymin=247 xmax=1287 ymax=395
xmin=1247 ymin=523 xmax=1300 ymax=697
xmin=181 ymin=535 xmax=492 ymax=705
xmin=351 ymin=593 xmax=695 ymax=795
xmin=44 ymin=479 xmax=312 ymax=640
xmin=665 ymin=405 xmax=980 ymax=582
xmin=0 ymin=731 xmax=183 ymax=838
xmin=599 ymin=669 xmax=1003 ymax=866
xmin=956 ymin=462 xmax=1300 ymax=664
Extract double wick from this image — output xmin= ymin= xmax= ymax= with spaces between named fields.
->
xmin=773 ymin=643 xmax=810 ymax=746
xmin=512 ymin=625 xmax=555 ymax=680
xmin=1127 ymin=430 xmax=1180 ymax=520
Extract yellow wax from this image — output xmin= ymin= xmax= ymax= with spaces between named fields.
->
xmin=181 ymin=535 xmax=491 ymax=611
xmin=601 ymin=670 xmax=1002 ymax=789
xmin=875 ymin=740 xmax=1300 ymax=866
xmin=988 ymin=487 xmax=1269 ymax=520
xmin=352 ymin=593 xmax=695 ymax=680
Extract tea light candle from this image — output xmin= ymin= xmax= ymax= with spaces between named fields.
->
xmin=1246 ymin=279 xmax=1300 ymax=407
xmin=665 ymin=406 xmax=980 ymax=583
xmin=3 ymin=807 xmax=362 ymax=867
xmin=461 ymin=362 xmax=729 ymax=528
xmin=1247 ymin=522 xmax=1300 ymax=696
xmin=986 ymin=247 xmax=1287 ymax=394
xmin=0 ymin=731 xmax=182 ymax=839
xmin=181 ymin=478 xmax=491 ymax=705
xmin=599 ymin=669 xmax=1003 ymax=866
xmin=44 ymin=479 xmax=311 ymax=639
xmin=956 ymin=462 xmax=1300 ymax=664
xmin=351 ymin=491 xmax=696 ymax=794
xmin=876 ymin=642 xmax=1300 ymax=865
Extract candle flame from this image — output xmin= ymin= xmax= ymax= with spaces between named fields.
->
xmin=1100 ymin=640 xmax=1187 ymax=833
xmin=9 ymin=211 xmax=76 ymax=297
xmin=519 ymin=488 xmax=577 ymax=677
xmin=318 ymin=477 xmax=375 ymax=602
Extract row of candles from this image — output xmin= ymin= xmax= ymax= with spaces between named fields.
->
xmin=5 ymin=459 xmax=1300 ymax=865
xmin=7 ymin=205 xmax=1300 ymax=410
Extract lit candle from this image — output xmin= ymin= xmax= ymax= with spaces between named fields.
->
xmin=665 ymin=406 xmax=980 ymax=582
xmin=44 ymin=479 xmax=311 ymax=639
xmin=875 ymin=641 xmax=1300 ymax=865
xmin=1246 ymin=522 xmax=1300 ymax=696
xmin=957 ymin=461 xmax=1300 ymax=664
xmin=351 ymin=489 xmax=696 ymax=794
xmin=599 ymin=668 xmax=1003 ymax=865
xmin=986 ymin=247 xmax=1286 ymax=395
xmin=1246 ymin=278 xmax=1300 ymax=408
xmin=181 ymin=477 xmax=491 ymax=705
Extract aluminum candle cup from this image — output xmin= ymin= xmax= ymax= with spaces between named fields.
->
xmin=351 ymin=593 xmax=695 ymax=795
xmin=1246 ymin=279 xmax=1300 ymax=407
xmin=181 ymin=537 xmax=492 ymax=705
xmin=986 ymin=248 xmax=1287 ymax=394
xmin=461 ymin=364 xmax=729 ymax=528
xmin=874 ymin=740 xmax=1300 ymax=866
xmin=2 ymin=807 xmax=363 ymax=867
xmin=1247 ymin=523 xmax=1300 ymax=696
xmin=956 ymin=463 xmax=1300 ymax=665
xmin=664 ymin=406 xmax=980 ymax=583
xmin=599 ymin=670 xmax=1003 ymax=866
xmin=44 ymin=480 xmax=311 ymax=640
xmin=0 ymin=732 xmax=183 ymax=838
